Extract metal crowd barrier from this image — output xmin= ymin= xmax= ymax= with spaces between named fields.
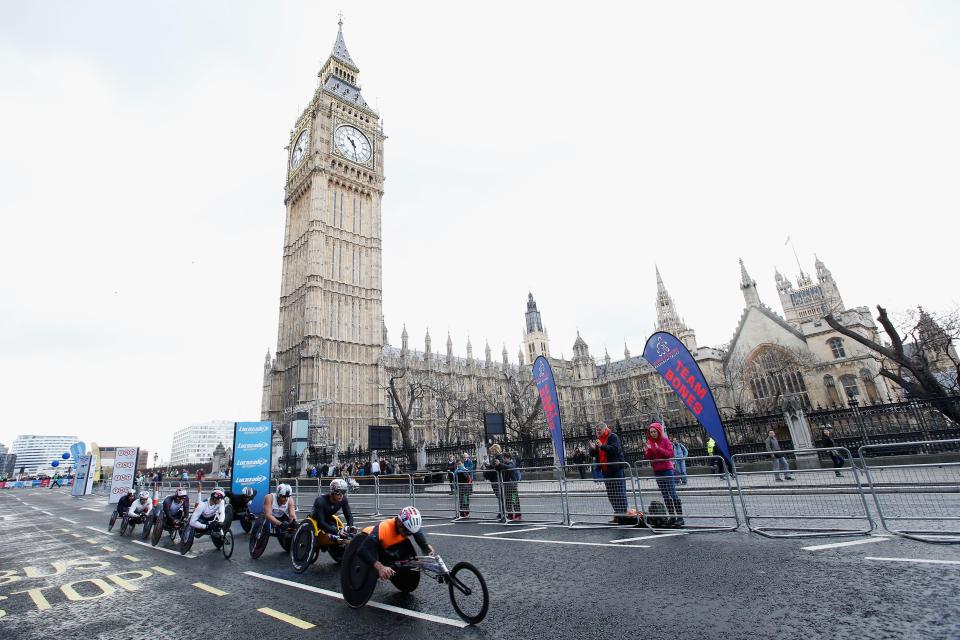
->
xmin=456 ymin=474 xmax=508 ymax=522
xmin=503 ymin=466 xmax=565 ymax=525
xmin=732 ymin=447 xmax=874 ymax=538
xmin=634 ymin=456 xmax=739 ymax=532
xmin=377 ymin=474 xmax=414 ymax=519
xmin=859 ymin=439 xmax=960 ymax=544
xmin=563 ymin=462 xmax=637 ymax=528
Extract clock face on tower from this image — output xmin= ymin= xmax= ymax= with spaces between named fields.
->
xmin=334 ymin=125 xmax=372 ymax=164
xmin=290 ymin=130 xmax=310 ymax=168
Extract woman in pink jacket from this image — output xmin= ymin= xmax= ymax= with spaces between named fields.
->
xmin=644 ymin=422 xmax=684 ymax=527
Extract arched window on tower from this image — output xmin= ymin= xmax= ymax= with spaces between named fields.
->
xmin=828 ymin=337 xmax=846 ymax=359
xmin=860 ymin=368 xmax=880 ymax=403
xmin=823 ymin=374 xmax=841 ymax=406
xmin=741 ymin=344 xmax=811 ymax=412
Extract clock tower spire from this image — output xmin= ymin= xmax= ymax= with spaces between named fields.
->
xmin=266 ymin=19 xmax=385 ymax=459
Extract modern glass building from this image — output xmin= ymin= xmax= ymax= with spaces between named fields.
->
xmin=169 ymin=421 xmax=234 ymax=467
xmin=10 ymin=435 xmax=80 ymax=474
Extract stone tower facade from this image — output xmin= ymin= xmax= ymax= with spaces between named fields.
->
xmin=263 ymin=21 xmax=385 ymax=450
xmin=654 ymin=266 xmax=697 ymax=350
xmin=776 ymin=256 xmax=845 ymax=327
xmin=522 ymin=293 xmax=551 ymax=363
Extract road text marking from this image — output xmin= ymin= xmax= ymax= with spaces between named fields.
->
xmin=865 ymin=556 xmax=960 ymax=566
xmin=257 ymin=607 xmax=315 ymax=629
xmin=102 ymin=546 xmax=116 ymax=552
xmin=245 ymin=571 xmax=468 ymax=628
xmin=484 ymin=526 xmax=547 ymax=536
xmin=123 ymin=555 xmax=140 ymax=562
xmin=151 ymin=566 xmax=175 ymax=575
xmin=193 ymin=582 xmax=228 ymax=596
xmin=802 ymin=537 xmax=890 ymax=552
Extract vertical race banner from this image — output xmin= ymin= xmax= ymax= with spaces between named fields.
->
xmin=533 ymin=355 xmax=566 ymax=466
xmin=232 ymin=421 xmax=272 ymax=514
xmin=72 ymin=454 xmax=94 ymax=497
xmin=108 ymin=447 xmax=139 ymax=504
xmin=643 ymin=331 xmax=732 ymax=462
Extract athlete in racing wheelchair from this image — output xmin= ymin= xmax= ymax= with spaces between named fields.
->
xmin=180 ymin=488 xmax=234 ymax=558
xmin=224 ymin=486 xmax=257 ymax=533
xmin=290 ymin=478 xmax=357 ymax=572
xmin=249 ymin=483 xmax=297 ymax=558
xmin=119 ymin=491 xmax=153 ymax=537
xmin=150 ymin=488 xmax=190 ymax=545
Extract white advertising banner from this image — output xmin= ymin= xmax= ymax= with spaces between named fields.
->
xmin=72 ymin=454 xmax=95 ymax=497
xmin=108 ymin=447 xmax=139 ymax=504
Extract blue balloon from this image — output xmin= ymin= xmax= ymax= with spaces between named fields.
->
xmin=51 ymin=460 xmax=60 ymax=467
xmin=62 ymin=452 xmax=70 ymax=459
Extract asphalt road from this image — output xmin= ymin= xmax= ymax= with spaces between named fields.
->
xmin=2 ymin=488 xmax=959 ymax=639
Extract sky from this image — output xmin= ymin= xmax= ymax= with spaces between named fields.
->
xmin=1 ymin=1 xmax=958 ymax=463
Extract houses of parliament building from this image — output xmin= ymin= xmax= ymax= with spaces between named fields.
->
xmin=260 ymin=22 xmax=892 ymax=454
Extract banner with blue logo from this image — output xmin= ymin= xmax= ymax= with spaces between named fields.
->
xmin=72 ymin=454 xmax=95 ymax=497
xmin=232 ymin=421 xmax=272 ymax=514
xmin=69 ymin=442 xmax=86 ymax=467
xmin=642 ymin=331 xmax=731 ymax=462
xmin=533 ymin=356 xmax=566 ymax=466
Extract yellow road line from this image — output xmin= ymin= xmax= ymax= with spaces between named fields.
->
xmin=86 ymin=538 xmax=99 ymax=544
xmin=70 ymin=533 xmax=82 ymax=538
xmin=151 ymin=566 xmax=175 ymax=575
xmin=122 ymin=555 xmax=140 ymax=562
xmin=192 ymin=582 xmax=228 ymax=597
xmin=101 ymin=546 xmax=116 ymax=552
xmin=257 ymin=608 xmax=315 ymax=629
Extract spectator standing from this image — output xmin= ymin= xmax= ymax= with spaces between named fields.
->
xmin=462 ymin=453 xmax=474 ymax=479
xmin=446 ymin=455 xmax=457 ymax=495
xmin=196 ymin=468 xmax=205 ymax=482
xmin=483 ymin=446 xmax=504 ymax=521
xmin=765 ymin=430 xmax=794 ymax=481
xmin=590 ymin=422 xmax=627 ymax=521
xmin=571 ymin=446 xmax=588 ymax=479
xmin=821 ymin=427 xmax=844 ymax=477
xmin=644 ymin=422 xmax=683 ymax=527
xmin=673 ymin=439 xmax=689 ymax=485
xmin=501 ymin=451 xmax=521 ymax=521
xmin=454 ymin=458 xmax=473 ymax=517
xmin=370 ymin=458 xmax=381 ymax=477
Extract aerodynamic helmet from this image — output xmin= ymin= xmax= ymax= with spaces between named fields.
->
xmin=276 ymin=483 xmax=292 ymax=498
xmin=398 ymin=506 xmax=422 ymax=535
xmin=330 ymin=479 xmax=348 ymax=496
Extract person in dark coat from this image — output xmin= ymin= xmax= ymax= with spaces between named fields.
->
xmin=589 ymin=422 xmax=627 ymax=520
xmin=821 ymin=427 xmax=844 ymax=477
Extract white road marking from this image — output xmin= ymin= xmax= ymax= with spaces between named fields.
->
xmin=420 ymin=523 xmax=456 ymax=528
xmin=802 ymin=537 xmax=890 ymax=552
xmin=81 ymin=507 xmax=103 ymax=512
xmin=866 ymin=556 xmax=960 ymax=566
xmin=86 ymin=526 xmax=108 ymax=534
xmin=41 ymin=510 xmax=54 ymax=516
xmin=132 ymin=539 xmax=197 ymax=558
xmin=610 ymin=532 xmax=689 ymax=543
xmin=59 ymin=517 xmax=78 ymax=524
xmin=432 ymin=532 xmax=650 ymax=549
xmin=484 ymin=526 xmax=547 ymax=536
xmin=244 ymin=571 xmax=469 ymax=628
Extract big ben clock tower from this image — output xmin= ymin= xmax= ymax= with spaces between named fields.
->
xmin=264 ymin=19 xmax=385 ymax=455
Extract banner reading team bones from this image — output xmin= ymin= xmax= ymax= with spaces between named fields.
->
xmin=642 ymin=331 xmax=732 ymax=462
xmin=232 ymin=421 xmax=272 ymax=514
xmin=533 ymin=355 xmax=566 ymax=466
xmin=108 ymin=447 xmax=139 ymax=504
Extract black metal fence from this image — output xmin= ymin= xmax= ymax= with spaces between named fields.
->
xmin=297 ymin=396 xmax=960 ymax=474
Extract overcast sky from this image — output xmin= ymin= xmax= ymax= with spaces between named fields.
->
xmin=1 ymin=2 xmax=958 ymax=463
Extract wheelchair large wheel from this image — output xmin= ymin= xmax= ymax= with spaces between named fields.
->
xmin=390 ymin=568 xmax=421 ymax=593
xmin=249 ymin=517 xmax=269 ymax=559
xmin=224 ymin=504 xmax=234 ymax=531
xmin=140 ymin=514 xmax=154 ymax=541
xmin=221 ymin=530 xmax=234 ymax=559
xmin=211 ymin=529 xmax=224 ymax=549
xmin=180 ymin=526 xmax=195 ymax=555
xmin=279 ymin=527 xmax=293 ymax=552
xmin=328 ymin=542 xmax=345 ymax=565
xmin=448 ymin=562 xmax=489 ymax=625
xmin=240 ymin=514 xmax=253 ymax=533
xmin=119 ymin=515 xmax=130 ymax=536
xmin=290 ymin=522 xmax=316 ymax=574
xmin=340 ymin=533 xmax=378 ymax=608
xmin=108 ymin=511 xmax=118 ymax=532
xmin=150 ymin=516 xmax=164 ymax=546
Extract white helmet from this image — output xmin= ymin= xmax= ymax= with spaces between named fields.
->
xmin=330 ymin=478 xmax=348 ymax=495
xmin=210 ymin=489 xmax=225 ymax=500
xmin=241 ymin=486 xmax=254 ymax=497
xmin=277 ymin=483 xmax=292 ymax=498
xmin=126 ymin=488 xmax=136 ymax=495
xmin=175 ymin=488 xmax=187 ymax=498
xmin=398 ymin=506 xmax=422 ymax=534
xmin=139 ymin=491 xmax=150 ymax=500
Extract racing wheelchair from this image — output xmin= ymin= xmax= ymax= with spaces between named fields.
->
xmin=248 ymin=515 xmax=296 ymax=559
xmin=289 ymin=514 xmax=357 ymax=573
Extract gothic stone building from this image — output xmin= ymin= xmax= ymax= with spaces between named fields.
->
xmin=261 ymin=23 xmax=894 ymax=454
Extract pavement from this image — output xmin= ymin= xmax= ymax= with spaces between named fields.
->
xmin=2 ymin=487 xmax=959 ymax=639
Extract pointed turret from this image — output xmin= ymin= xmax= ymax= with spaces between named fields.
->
xmin=466 ymin=336 xmax=473 ymax=362
xmin=739 ymin=259 xmax=761 ymax=308
xmin=424 ymin=328 xmax=432 ymax=362
xmin=382 ymin=320 xmax=389 ymax=346
xmin=624 ymin=342 xmax=631 ymax=361
xmin=522 ymin=292 xmax=551 ymax=364
xmin=264 ymin=349 xmax=272 ymax=372
xmin=484 ymin=341 xmax=492 ymax=368
xmin=318 ymin=18 xmax=372 ymax=112
xmin=331 ymin=18 xmax=358 ymax=71
xmin=655 ymin=267 xmax=698 ymax=349
xmin=502 ymin=344 xmax=509 ymax=367
xmin=518 ymin=347 xmax=525 ymax=367
xmin=604 ymin=347 xmax=612 ymax=370
xmin=401 ymin=324 xmax=409 ymax=355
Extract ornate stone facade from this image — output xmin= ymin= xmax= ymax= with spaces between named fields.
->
xmin=262 ymin=23 xmax=898 ymax=454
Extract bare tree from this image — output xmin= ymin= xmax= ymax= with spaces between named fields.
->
xmin=825 ymin=306 xmax=960 ymax=423
xmin=499 ymin=372 xmax=543 ymax=442
xmin=426 ymin=375 xmax=477 ymax=443
xmin=382 ymin=367 xmax=427 ymax=469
